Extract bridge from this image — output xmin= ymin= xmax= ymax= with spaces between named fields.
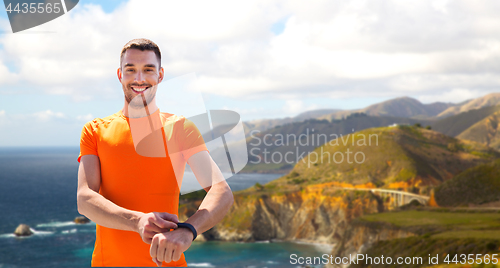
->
xmin=329 ymin=187 xmax=430 ymax=207
xmin=369 ymin=188 xmax=430 ymax=206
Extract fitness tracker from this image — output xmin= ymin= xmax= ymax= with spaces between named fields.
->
xmin=177 ymin=222 xmax=197 ymax=241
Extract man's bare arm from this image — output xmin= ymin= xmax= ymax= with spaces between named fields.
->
xmin=77 ymin=154 xmax=178 ymax=243
xmin=184 ymin=150 xmax=234 ymax=234
xmin=150 ymin=151 xmax=233 ymax=265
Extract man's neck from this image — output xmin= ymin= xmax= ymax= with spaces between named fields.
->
xmin=122 ymin=99 xmax=159 ymax=118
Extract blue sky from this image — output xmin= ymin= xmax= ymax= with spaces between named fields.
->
xmin=1 ymin=0 xmax=500 ymax=146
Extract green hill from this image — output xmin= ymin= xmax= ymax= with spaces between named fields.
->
xmin=456 ymin=110 xmax=500 ymax=150
xmin=240 ymin=109 xmax=342 ymax=136
xmin=434 ymin=159 xmax=500 ymax=207
xmin=360 ymin=97 xmax=451 ymax=118
xmin=438 ymin=92 xmax=500 ymax=118
xmin=431 ymin=105 xmax=500 ymax=137
xmin=320 ymin=97 xmax=455 ymax=120
xmin=262 ymin=125 xmax=499 ymax=189
xmin=243 ymin=114 xmax=435 ymax=173
xmin=349 ymin=210 xmax=500 ymax=268
xmin=238 ymin=93 xmax=500 ymax=141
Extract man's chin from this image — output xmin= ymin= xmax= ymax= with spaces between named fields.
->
xmin=127 ymin=93 xmax=155 ymax=108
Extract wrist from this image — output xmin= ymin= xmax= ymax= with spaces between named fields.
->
xmin=176 ymin=227 xmax=194 ymax=241
xmin=132 ymin=211 xmax=145 ymax=233
xmin=177 ymin=222 xmax=197 ymax=241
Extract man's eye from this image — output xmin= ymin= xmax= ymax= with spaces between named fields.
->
xmin=126 ymin=69 xmax=134 ymax=72
xmin=146 ymin=69 xmax=154 ymax=72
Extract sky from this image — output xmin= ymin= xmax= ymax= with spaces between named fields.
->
xmin=1 ymin=0 xmax=500 ymax=146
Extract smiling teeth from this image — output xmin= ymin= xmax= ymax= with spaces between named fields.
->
xmin=132 ymin=87 xmax=147 ymax=92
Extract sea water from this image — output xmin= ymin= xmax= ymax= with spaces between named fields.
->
xmin=0 ymin=147 xmax=330 ymax=267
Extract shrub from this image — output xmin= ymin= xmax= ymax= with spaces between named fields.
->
xmin=447 ymin=143 xmax=458 ymax=152
xmin=487 ymin=242 xmax=497 ymax=251
xmin=255 ymin=182 xmax=264 ymax=190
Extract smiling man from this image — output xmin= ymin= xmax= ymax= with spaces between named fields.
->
xmin=76 ymin=38 xmax=234 ymax=267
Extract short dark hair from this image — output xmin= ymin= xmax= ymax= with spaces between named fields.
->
xmin=120 ymin=38 xmax=161 ymax=68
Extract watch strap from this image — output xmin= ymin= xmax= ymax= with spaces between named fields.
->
xmin=177 ymin=222 xmax=197 ymax=241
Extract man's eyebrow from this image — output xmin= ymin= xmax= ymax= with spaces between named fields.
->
xmin=123 ymin=63 xmax=157 ymax=69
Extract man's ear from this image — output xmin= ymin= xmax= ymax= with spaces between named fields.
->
xmin=158 ymin=67 xmax=164 ymax=83
xmin=117 ymin=68 xmax=122 ymax=81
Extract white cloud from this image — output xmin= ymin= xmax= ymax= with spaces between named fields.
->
xmin=282 ymin=100 xmax=319 ymax=116
xmin=221 ymin=105 xmax=271 ymax=121
xmin=417 ymin=88 xmax=482 ymax=104
xmin=283 ymin=100 xmax=305 ymax=114
xmin=33 ymin=110 xmax=66 ymax=121
xmin=76 ymin=113 xmax=93 ymax=122
xmin=0 ymin=110 xmax=8 ymax=127
xmin=1 ymin=0 xmax=500 ymax=103
xmin=0 ymin=62 xmax=19 ymax=85
xmin=0 ymin=110 xmax=92 ymax=146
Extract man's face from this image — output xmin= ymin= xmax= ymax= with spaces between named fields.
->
xmin=118 ymin=49 xmax=164 ymax=108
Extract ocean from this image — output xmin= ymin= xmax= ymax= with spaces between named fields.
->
xmin=0 ymin=147 xmax=330 ymax=267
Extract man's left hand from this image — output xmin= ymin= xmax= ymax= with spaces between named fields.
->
xmin=150 ymin=228 xmax=194 ymax=266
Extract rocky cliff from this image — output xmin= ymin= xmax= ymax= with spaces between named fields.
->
xmin=180 ymin=183 xmax=386 ymax=245
xmin=326 ymin=220 xmax=416 ymax=268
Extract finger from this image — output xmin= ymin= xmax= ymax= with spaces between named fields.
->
xmin=157 ymin=245 xmax=166 ymax=264
xmin=150 ymin=235 xmax=159 ymax=260
xmin=156 ymin=212 xmax=179 ymax=224
xmin=150 ymin=218 xmax=177 ymax=230
xmin=143 ymin=230 xmax=158 ymax=244
xmin=170 ymin=248 xmax=177 ymax=263
xmin=164 ymin=242 xmax=174 ymax=264
xmin=151 ymin=213 xmax=178 ymax=229
xmin=144 ymin=236 xmax=153 ymax=244
xmin=147 ymin=218 xmax=172 ymax=233
xmin=153 ymin=258 xmax=162 ymax=267
xmin=172 ymin=246 xmax=182 ymax=262
xmin=144 ymin=230 xmax=155 ymax=240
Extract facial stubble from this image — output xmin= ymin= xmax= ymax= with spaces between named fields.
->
xmin=124 ymin=84 xmax=157 ymax=109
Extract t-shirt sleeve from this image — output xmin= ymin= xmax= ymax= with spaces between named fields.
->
xmin=77 ymin=121 xmax=98 ymax=162
xmin=178 ymin=118 xmax=209 ymax=162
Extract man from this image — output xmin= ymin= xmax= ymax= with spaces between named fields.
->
xmin=77 ymin=38 xmax=233 ymax=267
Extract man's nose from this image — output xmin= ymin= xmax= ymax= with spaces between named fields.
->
xmin=134 ymin=71 xmax=145 ymax=83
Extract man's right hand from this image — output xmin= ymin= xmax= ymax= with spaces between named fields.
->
xmin=137 ymin=212 xmax=179 ymax=244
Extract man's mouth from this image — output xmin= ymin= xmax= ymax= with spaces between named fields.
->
xmin=131 ymin=86 xmax=150 ymax=94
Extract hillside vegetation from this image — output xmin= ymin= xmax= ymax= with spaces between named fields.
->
xmin=457 ymin=110 xmax=500 ymax=150
xmin=339 ymin=210 xmax=500 ymax=268
xmin=431 ymin=105 xmax=500 ymax=137
xmin=263 ymin=125 xmax=499 ymax=190
xmin=438 ymin=92 xmax=500 ymax=118
xmin=243 ymin=114 xmax=434 ymax=173
xmin=241 ymin=109 xmax=341 ymax=135
xmin=320 ymin=97 xmax=454 ymax=121
xmin=435 ymin=159 xmax=500 ymax=207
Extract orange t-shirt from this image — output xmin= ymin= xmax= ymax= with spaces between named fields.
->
xmin=78 ymin=109 xmax=208 ymax=267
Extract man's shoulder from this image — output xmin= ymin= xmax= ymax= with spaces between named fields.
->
xmin=160 ymin=111 xmax=185 ymax=122
xmin=159 ymin=112 xmax=202 ymax=138
xmin=83 ymin=111 xmax=123 ymax=129
xmin=160 ymin=112 xmax=192 ymax=129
